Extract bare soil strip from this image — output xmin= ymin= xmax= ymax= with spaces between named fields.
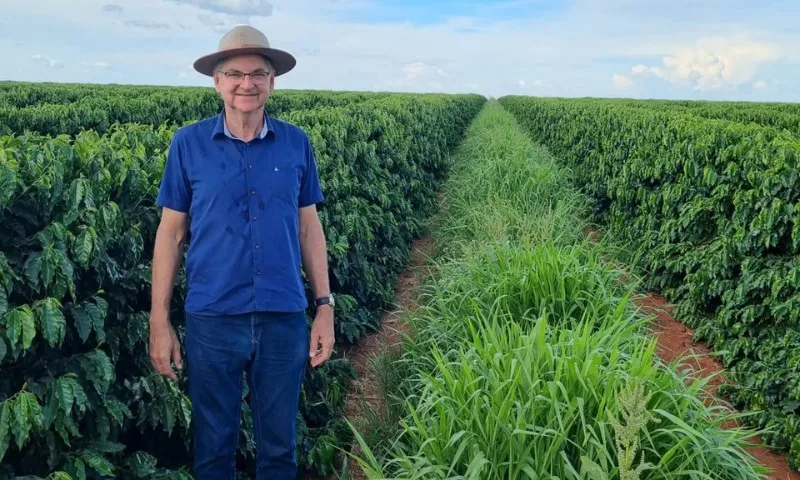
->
xmin=335 ymin=237 xmax=437 ymax=480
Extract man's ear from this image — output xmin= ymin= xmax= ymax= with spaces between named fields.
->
xmin=213 ymin=72 xmax=221 ymax=92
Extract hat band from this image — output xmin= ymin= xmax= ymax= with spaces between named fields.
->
xmin=219 ymin=43 xmax=271 ymax=51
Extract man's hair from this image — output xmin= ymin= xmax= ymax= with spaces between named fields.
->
xmin=214 ymin=55 xmax=275 ymax=74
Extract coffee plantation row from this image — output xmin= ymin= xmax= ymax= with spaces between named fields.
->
xmin=0 ymin=84 xmax=485 ymax=479
xmin=0 ymin=81 xmax=396 ymax=137
xmin=500 ymin=95 xmax=800 ymax=470
xmin=599 ymin=97 xmax=800 ymax=136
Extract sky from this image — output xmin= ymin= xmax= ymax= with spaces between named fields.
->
xmin=1 ymin=0 xmax=799 ymax=102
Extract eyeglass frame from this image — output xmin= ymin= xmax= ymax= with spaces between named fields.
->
xmin=215 ymin=68 xmax=273 ymax=85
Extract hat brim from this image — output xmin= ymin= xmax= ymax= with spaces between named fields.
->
xmin=193 ymin=47 xmax=296 ymax=77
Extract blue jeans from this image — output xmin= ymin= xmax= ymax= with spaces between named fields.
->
xmin=184 ymin=310 xmax=309 ymax=479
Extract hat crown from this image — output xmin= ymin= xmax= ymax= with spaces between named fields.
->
xmin=219 ymin=25 xmax=271 ymax=50
xmin=193 ymin=23 xmax=295 ymax=77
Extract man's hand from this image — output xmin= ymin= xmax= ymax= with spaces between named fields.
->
xmin=309 ymin=307 xmax=335 ymax=368
xmin=149 ymin=313 xmax=182 ymax=381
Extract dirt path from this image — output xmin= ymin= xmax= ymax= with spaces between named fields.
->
xmin=334 ymin=236 xmax=438 ymax=480
xmin=637 ymin=293 xmax=799 ymax=480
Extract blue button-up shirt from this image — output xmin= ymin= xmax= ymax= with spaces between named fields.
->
xmin=156 ymin=109 xmax=325 ymax=315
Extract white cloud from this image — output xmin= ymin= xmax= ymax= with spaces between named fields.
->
xmin=754 ymin=80 xmax=768 ymax=90
xmin=125 ymin=19 xmax=170 ymax=29
xmin=632 ymin=64 xmax=662 ymax=77
xmin=31 ymin=54 xmax=63 ymax=69
xmin=101 ymin=4 xmax=124 ymax=13
xmin=612 ymin=74 xmax=633 ymax=90
xmin=386 ymin=62 xmax=431 ymax=88
xmin=166 ymin=0 xmax=273 ymax=16
xmin=630 ymin=37 xmax=782 ymax=91
xmin=404 ymin=62 xmax=426 ymax=80
xmin=197 ymin=13 xmax=249 ymax=32
xmin=518 ymin=79 xmax=526 ymax=87
xmin=80 ymin=61 xmax=111 ymax=69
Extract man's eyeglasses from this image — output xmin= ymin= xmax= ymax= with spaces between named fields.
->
xmin=218 ymin=70 xmax=271 ymax=85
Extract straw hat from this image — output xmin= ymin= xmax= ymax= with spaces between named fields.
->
xmin=193 ymin=24 xmax=296 ymax=77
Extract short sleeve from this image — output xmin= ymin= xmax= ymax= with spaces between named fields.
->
xmin=156 ymin=132 xmax=191 ymax=212
xmin=298 ymin=132 xmax=324 ymax=208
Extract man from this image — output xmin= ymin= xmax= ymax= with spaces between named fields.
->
xmin=148 ymin=24 xmax=335 ymax=479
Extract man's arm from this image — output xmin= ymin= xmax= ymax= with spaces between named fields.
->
xmin=149 ymin=207 xmax=188 ymax=381
xmin=299 ymin=204 xmax=334 ymax=367
xmin=299 ymin=204 xmax=330 ymax=300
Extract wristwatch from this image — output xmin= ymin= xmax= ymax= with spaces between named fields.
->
xmin=314 ymin=294 xmax=335 ymax=309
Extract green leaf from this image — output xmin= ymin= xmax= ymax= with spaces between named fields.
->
xmin=72 ymin=297 xmax=106 ymax=344
xmin=104 ymin=398 xmax=129 ymax=427
xmin=87 ymin=298 xmax=106 ymax=343
xmin=56 ymin=377 xmax=77 ymax=416
xmin=0 ymin=401 xmax=11 ymax=463
xmin=0 ymin=150 xmax=18 ymax=209
xmin=64 ymin=179 xmax=89 ymax=226
xmin=57 ymin=253 xmax=76 ymax=302
xmin=126 ymin=451 xmax=158 ymax=478
xmin=80 ymin=451 xmax=115 ymax=476
xmin=81 ymin=350 xmax=115 ymax=395
xmin=74 ymin=307 xmax=92 ymax=343
xmin=0 ymin=290 xmax=7 ymax=317
xmin=88 ymin=440 xmax=125 ymax=454
xmin=24 ymin=252 xmax=42 ymax=291
xmin=34 ymin=297 xmax=66 ymax=347
xmin=69 ymin=457 xmax=86 ymax=480
xmin=12 ymin=391 xmax=43 ymax=450
xmin=4 ymin=305 xmax=36 ymax=351
xmin=72 ymin=227 xmax=95 ymax=267
xmin=99 ymin=202 xmax=121 ymax=235
xmin=39 ymin=249 xmax=56 ymax=291
xmin=46 ymin=472 xmax=74 ymax=480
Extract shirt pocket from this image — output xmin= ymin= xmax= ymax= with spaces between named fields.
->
xmin=265 ymin=164 xmax=301 ymax=208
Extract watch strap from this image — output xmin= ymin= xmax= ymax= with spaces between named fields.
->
xmin=314 ymin=295 xmax=333 ymax=307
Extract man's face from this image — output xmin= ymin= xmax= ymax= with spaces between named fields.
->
xmin=213 ymin=54 xmax=275 ymax=113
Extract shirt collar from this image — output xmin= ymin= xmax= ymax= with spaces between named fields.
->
xmin=212 ymin=108 xmax=272 ymax=140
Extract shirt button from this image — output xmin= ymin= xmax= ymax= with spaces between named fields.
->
xmin=256 ymin=271 xmax=261 ymax=275
xmin=248 ymin=164 xmax=253 ymax=169
xmin=250 ymin=190 xmax=255 ymax=195
xmin=255 ymin=244 xmax=260 ymax=249
xmin=252 ymin=216 xmax=258 ymax=221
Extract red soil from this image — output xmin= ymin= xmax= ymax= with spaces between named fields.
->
xmin=333 ymin=236 xmax=437 ymax=480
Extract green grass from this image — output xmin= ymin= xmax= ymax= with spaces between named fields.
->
xmin=341 ymin=100 xmax=770 ymax=479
